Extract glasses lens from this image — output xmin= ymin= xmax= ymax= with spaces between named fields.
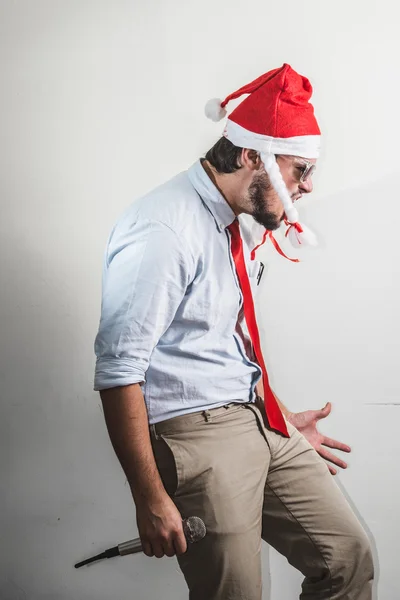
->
xmin=300 ymin=163 xmax=316 ymax=182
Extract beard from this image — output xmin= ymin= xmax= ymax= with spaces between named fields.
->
xmin=248 ymin=172 xmax=282 ymax=231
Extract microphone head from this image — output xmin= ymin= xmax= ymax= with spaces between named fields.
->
xmin=183 ymin=516 xmax=206 ymax=544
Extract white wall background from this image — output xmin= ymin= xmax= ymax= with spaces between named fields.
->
xmin=1 ymin=1 xmax=399 ymax=598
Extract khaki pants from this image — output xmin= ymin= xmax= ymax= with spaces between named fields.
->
xmin=150 ymin=402 xmax=374 ymax=600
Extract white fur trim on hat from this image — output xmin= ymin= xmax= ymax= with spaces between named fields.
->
xmin=261 ymin=152 xmax=298 ymax=222
xmin=224 ymin=119 xmax=320 ymax=159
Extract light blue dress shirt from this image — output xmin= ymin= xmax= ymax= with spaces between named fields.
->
xmin=94 ymin=160 xmax=263 ymax=424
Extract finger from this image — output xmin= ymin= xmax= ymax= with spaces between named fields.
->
xmin=316 ymin=402 xmax=331 ymax=420
xmin=152 ymin=542 xmax=165 ymax=559
xmin=318 ymin=447 xmax=348 ymax=470
xmin=322 ymin=436 xmax=351 ymax=453
xmin=327 ymin=463 xmax=337 ymax=476
xmin=162 ymin=538 xmax=176 ymax=558
xmin=173 ymin=529 xmax=188 ymax=556
xmin=142 ymin=541 xmax=154 ymax=557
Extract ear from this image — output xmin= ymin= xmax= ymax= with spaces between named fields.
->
xmin=241 ymin=148 xmax=261 ymax=171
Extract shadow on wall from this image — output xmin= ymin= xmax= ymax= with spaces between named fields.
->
xmin=254 ymin=172 xmax=400 ymax=600
xmin=337 ymin=482 xmax=379 ymax=600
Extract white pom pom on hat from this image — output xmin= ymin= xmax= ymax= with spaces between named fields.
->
xmin=286 ymin=222 xmax=318 ymax=248
xmin=204 ymin=98 xmax=227 ymax=122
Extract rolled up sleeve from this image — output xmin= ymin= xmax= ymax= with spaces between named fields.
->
xmin=94 ymin=217 xmax=193 ymax=391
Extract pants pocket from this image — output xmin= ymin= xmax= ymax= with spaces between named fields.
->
xmin=151 ymin=434 xmax=183 ymax=498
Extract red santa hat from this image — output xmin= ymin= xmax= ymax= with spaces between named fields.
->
xmin=205 ymin=63 xmax=321 ymax=251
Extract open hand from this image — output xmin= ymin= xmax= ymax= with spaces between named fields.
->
xmin=287 ymin=402 xmax=351 ymax=475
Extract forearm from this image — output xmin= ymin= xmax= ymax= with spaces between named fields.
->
xmin=100 ymin=383 xmax=165 ymax=504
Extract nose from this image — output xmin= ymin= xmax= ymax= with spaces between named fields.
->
xmin=299 ymin=176 xmax=313 ymax=194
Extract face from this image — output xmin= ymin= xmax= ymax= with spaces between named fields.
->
xmin=248 ymin=154 xmax=317 ymax=231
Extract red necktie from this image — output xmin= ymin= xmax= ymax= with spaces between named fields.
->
xmin=228 ymin=219 xmax=289 ymax=437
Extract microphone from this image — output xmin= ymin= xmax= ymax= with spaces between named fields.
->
xmin=74 ymin=516 xmax=206 ymax=569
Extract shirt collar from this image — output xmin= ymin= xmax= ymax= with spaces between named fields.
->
xmin=187 ymin=160 xmax=236 ymax=232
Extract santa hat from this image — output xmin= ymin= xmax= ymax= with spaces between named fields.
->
xmin=205 ymin=63 xmax=321 ymax=252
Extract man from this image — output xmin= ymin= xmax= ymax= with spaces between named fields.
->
xmin=94 ymin=64 xmax=374 ymax=599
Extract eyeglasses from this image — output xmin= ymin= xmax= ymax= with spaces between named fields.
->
xmin=298 ymin=159 xmax=316 ymax=182
xmin=276 ymin=155 xmax=316 ymax=183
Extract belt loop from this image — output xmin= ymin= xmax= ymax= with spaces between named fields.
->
xmin=150 ymin=423 xmax=160 ymax=440
xmin=202 ymin=410 xmax=212 ymax=422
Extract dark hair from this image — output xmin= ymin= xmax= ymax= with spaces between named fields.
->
xmin=204 ymin=137 xmax=243 ymax=173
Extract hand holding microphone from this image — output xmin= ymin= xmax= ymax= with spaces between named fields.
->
xmin=135 ymin=493 xmax=189 ymax=559
xmin=74 ymin=516 xmax=206 ymax=568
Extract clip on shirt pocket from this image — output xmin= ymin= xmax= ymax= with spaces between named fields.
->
xmin=256 ymin=262 xmax=264 ymax=286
